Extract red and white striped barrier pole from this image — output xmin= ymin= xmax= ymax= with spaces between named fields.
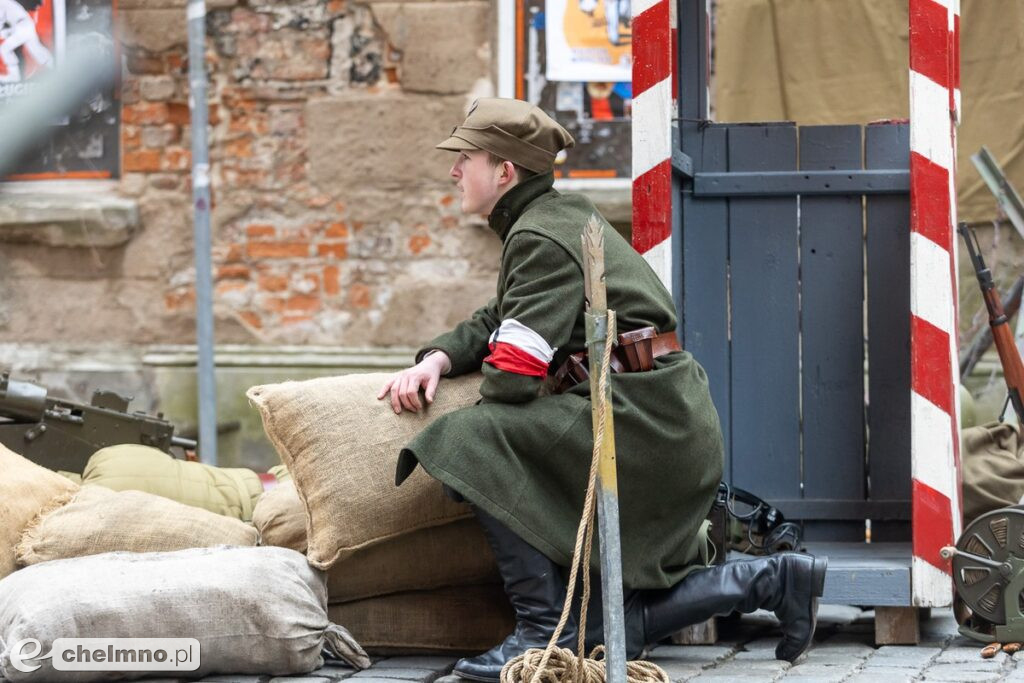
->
xmin=909 ymin=0 xmax=962 ymax=606
xmin=631 ymin=0 xmax=675 ymax=286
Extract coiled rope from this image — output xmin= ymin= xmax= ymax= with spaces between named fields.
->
xmin=500 ymin=310 xmax=670 ymax=683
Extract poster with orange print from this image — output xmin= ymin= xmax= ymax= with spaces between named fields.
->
xmin=0 ymin=0 xmax=63 ymax=95
xmin=545 ymin=0 xmax=631 ymax=82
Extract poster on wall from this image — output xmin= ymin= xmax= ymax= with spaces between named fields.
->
xmin=0 ymin=0 xmax=63 ymax=94
xmin=544 ymin=0 xmax=631 ymax=82
xmin=2 ymin=0 xmax=118 ymax=180
xmin=519 ymin=0 xmax=631 ymax=180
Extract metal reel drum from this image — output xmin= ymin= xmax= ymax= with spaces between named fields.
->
xmin=952 ymin=507 xmax=1024 ymax=642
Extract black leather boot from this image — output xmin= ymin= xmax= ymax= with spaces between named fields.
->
xmin=453 ymin=509 xmax=577 ymax=682
xmin=642 ymin=553 xmax=827 ymax=662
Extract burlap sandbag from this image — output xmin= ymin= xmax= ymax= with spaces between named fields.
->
xmin=0 ymin=444 xmax=78 ymax=580
xmin=83 ymin=444 xmax=264 ymax=521
xmin=328 ymin=518 xmax=498 ymax=602
xmin=16 ymin=485 xmax=258 ymax=566
xmin=328 ymin=584 xmax=513 ymax=655
xmin=963 ymin=421 xmax=1024 ymax=523
xmin=0 ymin=546 xmax=370 ymax=682
xmin=247 ymin=372 xmax=483 ymax=569
xmin=253 ymin=480 xmax=307 ymax=552
xmin=253 ymin=480 xmax=498 ymax=598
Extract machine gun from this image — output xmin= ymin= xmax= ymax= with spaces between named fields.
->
xmin=0 ymin=370 xmax=197 ymax=473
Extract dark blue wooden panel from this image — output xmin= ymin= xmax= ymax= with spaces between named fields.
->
xmin=681 ymin=124 xmax=731 ymax=477
xmin=799 ymin=125 xmax=867 ymax=542
xmin=727 ymin=124 xmax=801 ymax=498
xmin=865 ymin=122 xmax=912 ymax=543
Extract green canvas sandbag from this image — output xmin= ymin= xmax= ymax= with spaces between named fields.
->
xmin=82 ymin=444 xmax=264 ymax=521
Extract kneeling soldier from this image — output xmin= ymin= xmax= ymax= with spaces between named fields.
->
xmin=379 ymin=98 xmax=827 ymax=681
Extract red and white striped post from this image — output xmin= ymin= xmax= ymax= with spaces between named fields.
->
xmin=631 ymin=0 xmax=675 ymax=285
xmin=909 ymin=0 xmax=962 ymax=606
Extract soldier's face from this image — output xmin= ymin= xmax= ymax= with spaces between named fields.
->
xmin=450 ymin=150 xmax=506 ymax=217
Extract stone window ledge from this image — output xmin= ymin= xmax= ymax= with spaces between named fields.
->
xmin=0 ymin=181 xmax=139 ymax=247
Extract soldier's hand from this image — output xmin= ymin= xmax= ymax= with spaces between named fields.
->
xmin=377 ymin=352 xmax=451 ymax=414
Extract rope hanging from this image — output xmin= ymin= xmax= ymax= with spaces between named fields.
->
xmin=500 ymin=310 xmax=670 ymax=683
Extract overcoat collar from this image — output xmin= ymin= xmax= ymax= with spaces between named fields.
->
xmin=487 ymin=172 xmax=556 ymax=241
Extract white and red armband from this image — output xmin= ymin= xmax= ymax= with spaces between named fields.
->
xmin=483 ymin=319 xmax=557 ymax=378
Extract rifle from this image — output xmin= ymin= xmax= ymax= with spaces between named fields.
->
xmin=0 ymin=369 xmax=197 ymax=473
xmin=959 ymin=222 xmax=1024 ymax=427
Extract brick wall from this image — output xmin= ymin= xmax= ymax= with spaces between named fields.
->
xmin=1 ymin=0 xmax=500 ymax=347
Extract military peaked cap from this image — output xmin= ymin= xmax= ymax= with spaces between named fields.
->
xmin=436 ymin=98 xmax=575 ymax=173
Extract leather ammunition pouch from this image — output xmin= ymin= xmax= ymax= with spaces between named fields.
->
xmin=551 ymin=326 xmax=681 ymax=394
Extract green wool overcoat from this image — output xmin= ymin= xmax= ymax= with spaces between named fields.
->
xmin=397 ymin=172 xmax=723 ymax=590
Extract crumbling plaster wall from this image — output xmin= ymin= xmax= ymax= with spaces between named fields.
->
xmin=0 ymin=0 xmax=503 ymax=348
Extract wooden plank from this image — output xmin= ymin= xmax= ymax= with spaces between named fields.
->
xmin=799 ymin=125 xmax=867 ymax=542
xmin=875 ymin=607 xmax=921 ymax=645
xmin=744 ymin=542 xmax=913 ymax=606
xmin=671 ymin=620 xmax=718 ymax=645
xmin=727 ymin=123 xmax=801 ymax=500
xmin=865 ymin=123 xmax=912 ymax=543
xmin=681 ymin=124 xmax=732 ymax=477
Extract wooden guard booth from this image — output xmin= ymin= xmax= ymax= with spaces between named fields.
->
xmin=631 ymin=0 xmax=963 ymax=644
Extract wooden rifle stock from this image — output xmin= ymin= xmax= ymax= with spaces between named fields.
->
xmin=959 ymin=222 xmax=1024 ymax=426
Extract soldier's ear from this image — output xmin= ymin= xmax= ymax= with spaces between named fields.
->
xmin=500 ymin=160 xmax=517 ymax=184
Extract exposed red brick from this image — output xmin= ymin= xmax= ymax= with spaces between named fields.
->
xmin=325 ymin=221 xmax=348 ymax=238
xmin=165 ymin=288 xmax=195 ymax=311
xmin=246 ymin=224 xmax=276 ymax=238
xmin=123 ymin=149 xmax=162 ymax=172
xmin=408 ymin=234 xmax=431 ymax=255
xmin=123 ymin=102 xmax=169 ymax=125
xmin=167 ymin=102 xmax=192 ymax=127
xmin=247 ymin=241 xmax=310 ymax=259
xmin=285 ymin=294 xmax=320 ymax=312
xmin=440 ymin=195 xmax=455 ymax=207
xmin=225 ymin=138 xmax=254 ymax=158
xmin=323 ymin=265 xmax=340 ymax=296
xmin=216 ymin=281 xmax=248 ymax=295
xmin=238 ymin=311 xmax=262 ymax=329
xmin=225 ymin=243 xmax=245 ymax=263
xmin=349 ymin=283 xmax=371 ymax=309
xmin=217 ymin=265 xmax=251 ymax=280
xmin=316 ymin=242 xmax=348 ymax=259
xmin=442 ymin=216 xmax=460 ymax=229
xmin=281 ymin=314 xmax=314 ymax=325
xmin=258 ymin=275 xmax=289 ymax=292
xmin=260 ymin=296 xmax=286 ymax=313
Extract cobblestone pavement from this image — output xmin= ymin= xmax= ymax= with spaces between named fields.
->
xmin=8 ymin=606 xmax=1021 ymax=682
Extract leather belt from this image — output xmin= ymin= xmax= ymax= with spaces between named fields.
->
xmin=552 ymin=326 xmax=681 ymax=394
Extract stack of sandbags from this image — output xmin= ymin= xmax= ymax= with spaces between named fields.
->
xmin=0 ymin=443 xmax=78 ymax=581
xmin=0 ymin=546 xmax=369 ymax=682
xmin=249 ymin=372 xmax=514 ymax=653
xmin=963 ymin=421 xmax=1024 ymax=523
xmin=16 ymin=485 xmax=258 ymax=566
xmin=83 ymin=444 xmax=266 ymax=521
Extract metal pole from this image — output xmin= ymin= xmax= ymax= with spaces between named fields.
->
xmin=186 ymin=0 xmax=217 ymax=464
xmin=582 ymin=216 xmax=626 ymax=683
